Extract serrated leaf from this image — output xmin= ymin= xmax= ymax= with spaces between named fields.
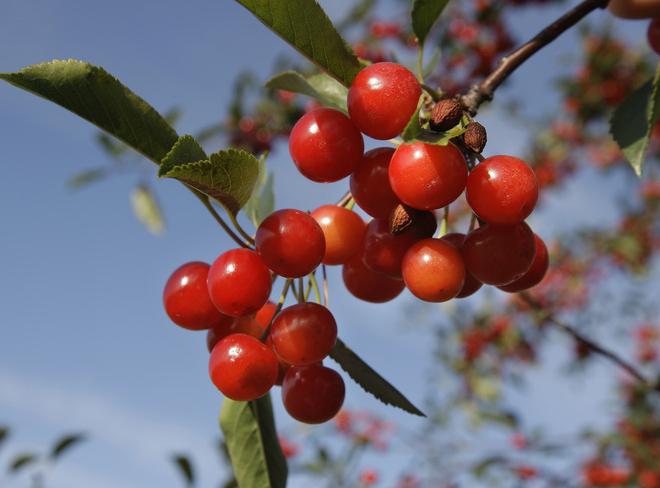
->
xmin=172 ymin=454 xmax=195 ymax=487
xmin=67 ymin=168 xmax=108 ymax=189
xmin=0 ymin=60 xmax=178 ymax=164
xmin=160 ymin=135 xmax=208 ymax=170
xmin=8 ymin=453 xmax=37 ymax=473
xmin=330 ymin=338 xmax=425 ymax=417
xmin=266 ymin=71 xmax=348 ymax=111
xmin=235 ymin=0 xmax=361 ymax=86
xmin=131 ymin=184 xmax=165 ymax=235
xmin=220 ymin=394 xmax=287 ymax=488
xmin=610 ymin=65 xmax=660 ymax=176
xmin=50 ymin=433 xmax=85 ymax=461
xmin=411 ymin=0 xmax=451 ymax=46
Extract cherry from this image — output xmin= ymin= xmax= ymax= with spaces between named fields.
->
xmin=349 ymin=147 xmax=400 ymax=218
xmin=270 ymin=303 xmax=337 ymax=365
xmin=255 ymin=209 xmax=326 ymax=278
xmin=163 ymin=261 xmax=232 ymax=330
xmin=289 ymin=108 xmax=364 ymax=182
xmin=281 ymin=364 xmax=345 ymax=424
xmin=498 ymin=234 xmax=549 ymax=292
xmin=342 ymin=254 xmax=405 ymax=303
xmin=207 ymin=249 xmax=272 ymax=317
xmin=462 ymin=223 xmax=536 ymax=286
xmin=466 ymin=155 xmax=538 ymax=225
xmin=402 ymin=238 xmax=465 ymax=302
xmin=206 ymin=301 xmax=277 ymax=353
xmin=208 ymin=333 xmax=279 ymax=401
xmin=348 ymin=62 xmax=421 ymax=140
xmin=441 ymin=233 xmax=483 ymax=298
xmin=311 ymin=205 xmax=366 ymax=265
xmin=648 ymin=18 xmax=660 ymax=55
xmin=362 ymin=214 xmax=436 ymax=278
xmin=255 ymin=300 xmax=278 ymax=328
xmin=389 ymin=141 xmax=467 ymax=210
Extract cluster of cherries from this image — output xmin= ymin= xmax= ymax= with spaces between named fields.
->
xmin=162 ymin=61 xmax=549 ymax=425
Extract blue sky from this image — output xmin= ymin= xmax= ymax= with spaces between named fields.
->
xmin=0 ymin=1 xmax=653 ymax=487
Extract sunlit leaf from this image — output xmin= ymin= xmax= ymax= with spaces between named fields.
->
xmin=131 ymin=184 xmax=165 ymax=235
xmin=266 ymin=71 xmax=348 ymax=111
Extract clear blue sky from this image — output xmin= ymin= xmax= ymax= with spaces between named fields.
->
xmin=0 ymin=1 xmax=652 ymax=486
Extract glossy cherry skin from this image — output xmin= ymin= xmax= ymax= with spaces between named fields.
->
xmin=207 ymin=249 xmax=272 ymax=317
xmin=466 ymin=155 xmax=538 ymax=225
xmin=206 ymin=300 xmax=277 ymax=353
xmin=311 ymin=205 xmax=366 ymax=265
xmin=348 ymin=62 xmax=421 ymax=140
xmin=463 ymin=223 xmax=536 ymax=286
xmin=282 ymin=364 xmax=345 ymax=424
xmin=163 ymin=261 xmax=233 ymax=330
xmin=389 ymin=142 xmax=467 ymax=210
xmin=441 ymin=233 xmax=483 ymax=298
xmin=402 ymin=238 xmax=465 ymax=302
xmin=209 ymin=333 xmax=279 ymax=401
xmin=350 ymin=147 xmax=400 ymax=218
xmin=255 ymin=301 xmax=278 ymax=328
xmin=362 ymin=214 xmax=437 ymax=278
xmin=648 ymin=18 xmax=660 ymax=54
xmin=342 ymin=254 xmax=405 ymax=303
xmin=498 ymin=234 xmax=549 ymax=292
xmin=270 ymin=303 xmax=337 ymax=365
xmin=256 ymin=209 xmax=326 ymax=278
xmin=289 ymin=108 xmax=364 ymax=182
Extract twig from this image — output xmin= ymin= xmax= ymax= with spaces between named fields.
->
xmin=197 ymin=193 xmax=251 ymax=248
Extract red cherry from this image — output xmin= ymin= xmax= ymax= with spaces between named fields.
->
xmin=498 ymin=234 xmax=549 ymax=292
xmin=208 ymin=249 xmax=272 ymax=317
xmin=208 ymin=333 xmax=278 ymax=401
xmin=348 ymin=62 xmax=421 ymax=140
xmin=206 ymin=315 xmax=266 ymax=353
xmin=441 ymin=233 xmax=483 ymax=298
xmin=649 ymin=18 xmax=660 ymax=54
xmin=289 ymin=108 xmax=364 ymax=182
xmin=362 ymin=214 xmax=436 ymax=278
xmin=466 ymin=155 xmax=538 ymax=225
xmin=402 ymin=238 xmax=465 ymax=302
xmin=342 ymin=254 xmax=405 ymax=303
xmin=163 ymin=261 xmax=232 ymax=330
xmin=463 ymin=223 xmax=536 ymax=286
xmin=349 ymin=147 xmax=400 ymax=218
xmin=256 ymin=209 xmax=326 ymax=278
xmin=311 ymin=205 xmax=366 ymax=265
xmin=270 ymin=303 xmax=337 ymax=365
xmin=255 ymin=301 xmax=278 ymax=328
xmin=282 ymin=364 xmax=345 ymax=424
xmin=389 ymin=142 xmax=467 ymax=210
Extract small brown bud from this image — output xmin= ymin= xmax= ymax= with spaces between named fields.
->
xmin=430 ymin=98 xmax=464 ymax=132
xmin=389 ymin=204 xmax=414 ymax=235
xmin=463 ymin=121 xmax=487 ymax=153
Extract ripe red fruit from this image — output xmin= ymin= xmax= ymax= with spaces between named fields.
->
xmin=255 ymin=301 xmax=278 ymax=328
xmin=311 ymin=205 xmax=366 ymax=265
xmin=350 ymin=147 xmax=400 ymax=218
xmin=209 ymin=333 xmax=279 ymax=401
xmin=256 ymin=209 xmax=326 ymax=277
xmin=389 ymin=142 xmax=467 ymax=210
xmin=270 ymin=303 xmax=337 ymax=365
xmin=441 ymin=233 xmax=483 ymax=298
xmin=342 ymin=254 xmax=405 ymax=303
xmin=163 ymin=261 xmax=232 ymax=330
xmin=648 ymin=18 xmax=660 ymax=55
xmin=498 ymin=234 xmax=549 ymax=292
xmin=208 ymin=249 xmax=272 ymax=317
xmin=206 ymin=316 xmax=265 ymax=353
xmin=348 ymin=62 xmax=421 ymax=140
xmin=289 ymin=108 xmax=364 ymax=182
xmin=466 ymin=155 xmax=538 ymax=225
xmin=282 ymin=364 xmax=345 ymax=424
xmin=402 ymin=238 xmax=465 ymax=302
xmin=463 ymin=223 xmax=536 ymax=286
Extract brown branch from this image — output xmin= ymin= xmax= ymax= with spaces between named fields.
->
xmin=461 ymin=0 xmax=609 ymax=115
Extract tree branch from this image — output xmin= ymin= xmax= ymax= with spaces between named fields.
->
xmin=461 ymin=0 xmax=609 ymax=115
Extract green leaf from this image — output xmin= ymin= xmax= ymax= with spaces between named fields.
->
xmin=235 ymin=0 xmax=361 ymax=86
xmin=244 ymin=154 xmax=275 ymax=227
xmin=67 ymin=168 xmax=108 ymax=189
xmin=171 ymin=454 xmax=195 ymax=487
xmin=401 ymin=99 xmax=424 ymax=142
xmin=96 ymin=133 xmax=128 ymax=158
xmin=0 ymin=427 xmax=9 ymax=450
xmin=50 ymin=433 xmax=86 ymax=461
xmin=131 ymin=184 xmax=165 ymax=235
xmin=266 ymin=71 xmax=348 ymax=111
xmin=220 ymin=394 xmax=288 ymax=488
xmin=330 ymin=338 xmax=425 ymax=417
xmin=610 ymin=65 xmax=660 ymax=176
xmin=8 ymin=453 xmax=37 ymax=473
xmin=472 ymin=456 xmax=505 ymax=478
xmin=411 ymin=0 xmax=451 ymax=47
xmin=414 ymin=124 xmax=468 ymax=145
xmin=0 ymin=60 xmax=178 ymax=164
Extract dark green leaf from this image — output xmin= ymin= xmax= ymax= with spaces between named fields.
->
xmin=67 ymin=168 xmax=108 ymax=189
xmin=414 ymin=124 xmax=467 ymax=145
xmin=220 ymin=394 xmax=288 ymax=488
xmin=411 ymin=0 xmax=451 ymax=46
xmin=131 ymin=184 xmax=165 ymax=235
xmin=235 ymin=0 xmax=361 ymax=86
xmin=8 ymin=453 xmax=37 ymax=473
xmin=50 ymin=433 xmax=86 ymax=460
xmin=266 ymin=71 xmax=348 ymax=111
xmin=0 ymin=60 xmax=178 ymax=164
xmin=330 ymin=339 xmax=425 ymax=416
xmin=610 ymin=65 xmax=660 ymax=176
xmin=96 ymin=133 xmax=128 ymax=158
xmin=171 ymin=454 xmax=195 ymax=486
xmin=0 ymin=427 xmax=9 ymax=450
xmin=164 ymin=107 xmax=182 ymax=126
xmin=401 ymin=99 xmax=424 ymax=142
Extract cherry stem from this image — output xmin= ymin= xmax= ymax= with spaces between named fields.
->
xmin=322 ymin=264 xmax=329 ymax=306
xmin=337 ymin=191 xmax=353 ymax=207
xmin=309 ymin=272 xmax=322 ymax=304
xmin=260 ymin=278 xmax=292 ymax=341
xmin=297 ymin=276 xmax=304 ymax=303
xmin=197 ymin=194 xmax=251 ymax=248
xmin=222 ymin=202 xmax=256 ymax=245
xmin=460 ymin=0 xmax=608 ymax=115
